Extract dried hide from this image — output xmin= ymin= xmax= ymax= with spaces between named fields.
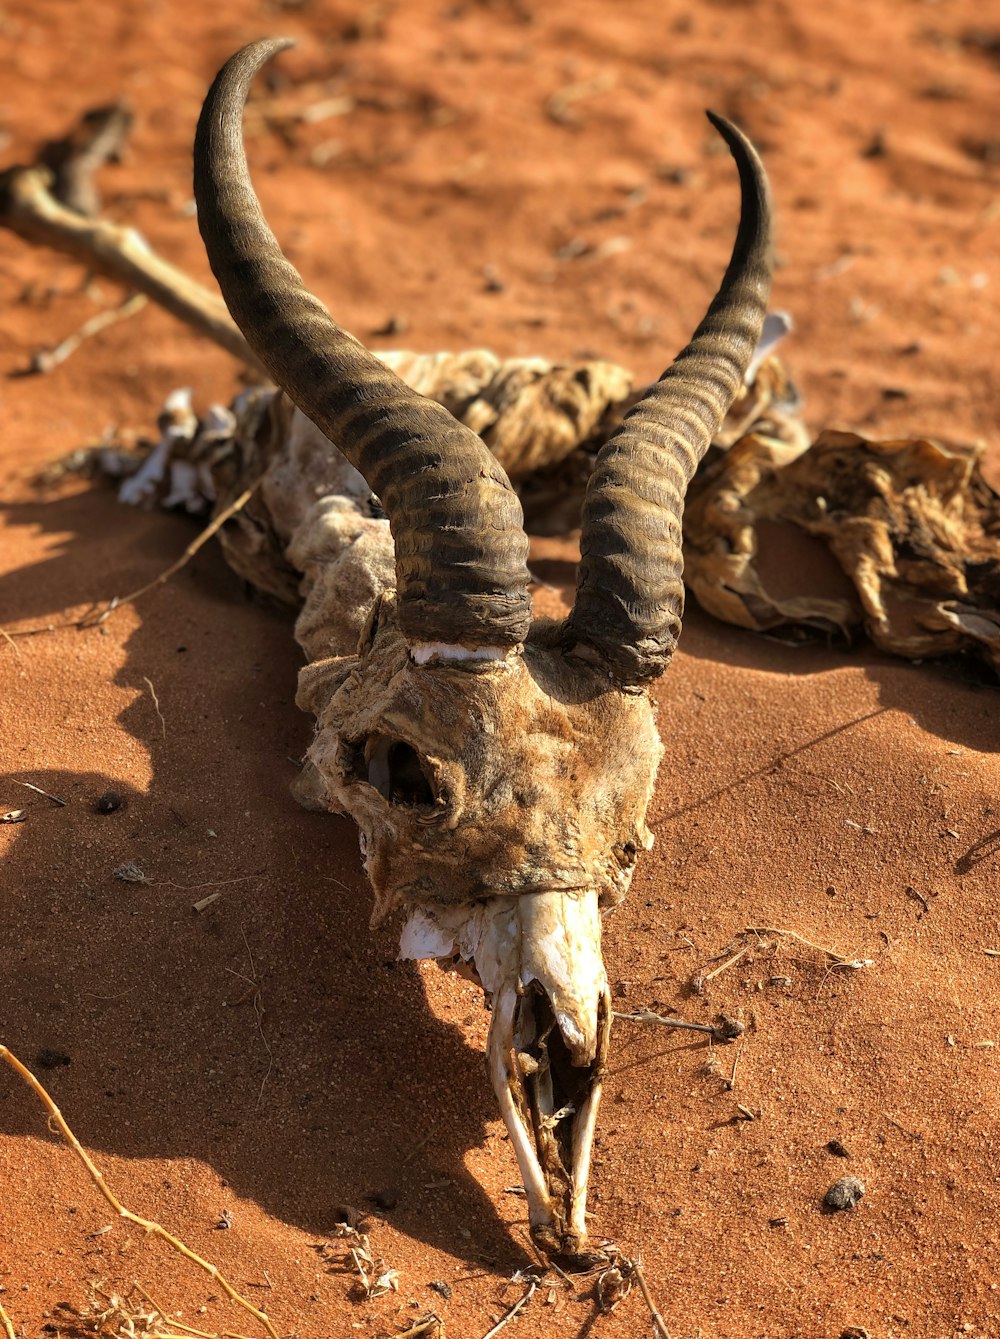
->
xmin=95 ymin=347 xmax=999 ymax=676
xmin=92 ymin=341 xmax=804 ymax=598
xmin=298 ymin=603 xmax=660 ymax=919
xmin=683 ymin=429 xmax=1000 ymax=671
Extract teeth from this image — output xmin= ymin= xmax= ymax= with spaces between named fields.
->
xmin=399 ymin=890 xmax=609 ymax=1260
xmin=488 ymin=981 xmax=553 ymax=1221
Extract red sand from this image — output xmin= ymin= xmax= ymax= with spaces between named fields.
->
xmin=1 ymin=3 xmax=998 ymax=1337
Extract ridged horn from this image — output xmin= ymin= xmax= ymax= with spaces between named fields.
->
xmin=194 ymin=39 xmax=531 ymax=651
xmin=565 ymin=112 xmax=773 ymax=685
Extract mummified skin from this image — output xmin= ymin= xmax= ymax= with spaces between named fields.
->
xmin=298 ymin=601 xmax=661 ymax=920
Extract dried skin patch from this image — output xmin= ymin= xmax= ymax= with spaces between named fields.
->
xmin=684 ymin=429 xmax=1000 ymax=670
xmin=302 ymin=605 xmax=660 ymax=917
xmin=86 ymin=339 xmax=1000 ymax=679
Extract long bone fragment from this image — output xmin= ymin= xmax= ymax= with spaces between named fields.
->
xmin=0 ymin=161 xmax=265 ymax=374
xmin=191 ymin=37 xmax=772 ymax=1263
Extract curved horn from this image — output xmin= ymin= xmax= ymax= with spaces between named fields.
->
xmin=194 ymin=39 xmax=531 ymax=651
xmin=565 ymin=112 xmax=773 ymax=685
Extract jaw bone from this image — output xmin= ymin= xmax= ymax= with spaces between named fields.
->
xmin=400 ymin=888 xmax=612 ymax=1265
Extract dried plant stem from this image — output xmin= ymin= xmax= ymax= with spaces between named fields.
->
xmin=31 ymin=292 xmax=147 ymax=373
xmin=0 ymin=165 xmax=263 ymax=373
xmin=1 ymin=482 xmax=258 ymax=642
xmin=480 ymin=1282 xmax=536 ymax=1339
xmin=131 ymin=1283 xmax=225 ymax=1339
xmin=0 ymin=1045 xmax=279 ymax=1339
xmin=0 ymin=1298 xmax=16 ymax=1339
xmin=745 ymin=926 xmax=871 ymax=969
xmin=11 ymin=778 xmax=66 ymax=806
xmin=613 ymin=1010 xmax=726 ymax=1040
xmin=87 ymin=484 xmax=259 ymax=619
xmin=0 ymin=627 xmax=23 ymax=658
xmin=144 ymin=675 xmax=167 ymax=739
xmin=726 ymin=1039 xmax=743 ymax=1091
xmin=398 ymin=1318 xmax=444 ymax=1338
xmin=631 ymin=1260 xmax=671 ymax=1339
xmin=699 ymin=942 xmax=751 ymax=985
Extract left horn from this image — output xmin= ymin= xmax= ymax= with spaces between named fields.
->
xmin=194 ymin=39 xmax=531 ymax=652
xmin=565 ymin=112 xmax=773 ymax=685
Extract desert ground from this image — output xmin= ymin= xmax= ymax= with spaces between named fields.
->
xmin=1 ymin=2 xmax=998 ymax=1337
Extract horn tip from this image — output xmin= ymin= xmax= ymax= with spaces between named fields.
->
xmin=704 ymin=108 xmax=745 ymax=148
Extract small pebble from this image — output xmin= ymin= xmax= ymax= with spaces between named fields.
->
xmin=95 ymin=790 xmax=123 ymax=814
xmin=113 ymin=862 xmax=149 ymax=883
xmin=824 ymin=1175 xmax=865 ymax=1211
xmin=717 ymin=1015 xmax=745 ymax=1040
xmin=428 ymin=1280 xmax=452 ymax=1300
xmin=370 ymin=314 xmax=408 ymax=338
xmin=827 ymin=1138 xmax=851 ymax=1158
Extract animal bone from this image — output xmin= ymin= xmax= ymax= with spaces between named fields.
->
xmin=37 ymin=100 xmax=134 ymax=217
xmin=191 ymin=37 xmax=772 ymax=1264
xmin=0 ymin=159 xmax=265 ymax=375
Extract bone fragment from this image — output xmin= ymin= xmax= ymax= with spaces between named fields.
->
xmin=0 ymin=165 xmax=265 ymax=374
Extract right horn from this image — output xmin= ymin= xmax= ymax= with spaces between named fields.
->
xmin=194 ymin=39 xmax=531 ymax=655
xmin=564 ymin=112 xmax=773 ymax=686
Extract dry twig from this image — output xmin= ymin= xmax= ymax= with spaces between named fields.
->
xmin=613 ymin=1009 xmax=742 ymax=1042
xmin=11 ymin=778 xmax=67 ymax=806
xmin=396 ymin=1317 xmax=444 ymax=1338
xmin=745 ymin=926 xmax=872 ymax=970
xmin=29 ymin=292 xmax=147 ymax=373
xmin=631 ymin=1259 xmax=671 ymax=1339
xmin=480 ymin=1279 xmax=537 ymax=1339
xmin=143 ymin=675 xmax=167 ymax=740
xmin=0 ymin=1299 xmax=16 ymax=1339
xmin=694 ymin=941 xmax=752 ymax=990
xmin=0 ymin=1045 xmax=280 ymax=1339
xmin=1 ymin=482 xmax=258 ymax=642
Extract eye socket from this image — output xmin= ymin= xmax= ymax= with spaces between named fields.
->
xmin=343 ymin=734 xmax=437 ymax=807
xmin=614 ymin=840 xmax=638 ymax=871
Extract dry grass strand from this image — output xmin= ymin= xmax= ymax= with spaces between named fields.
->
xmin=0 ymin=1045 xmax=279 ymax=1339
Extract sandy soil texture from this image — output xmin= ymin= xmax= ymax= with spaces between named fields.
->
xmin=1 ymin=3 xmax=998 ymax=1338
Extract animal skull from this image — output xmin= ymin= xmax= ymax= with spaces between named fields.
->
xmin=194 ymin=38 xmax=772 ymax=1262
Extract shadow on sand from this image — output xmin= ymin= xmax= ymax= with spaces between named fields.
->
xmin=2 ymin=483 xmax=997 ymax=1280
xmin=1 ymin=485 xmax=530 ymax=1273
